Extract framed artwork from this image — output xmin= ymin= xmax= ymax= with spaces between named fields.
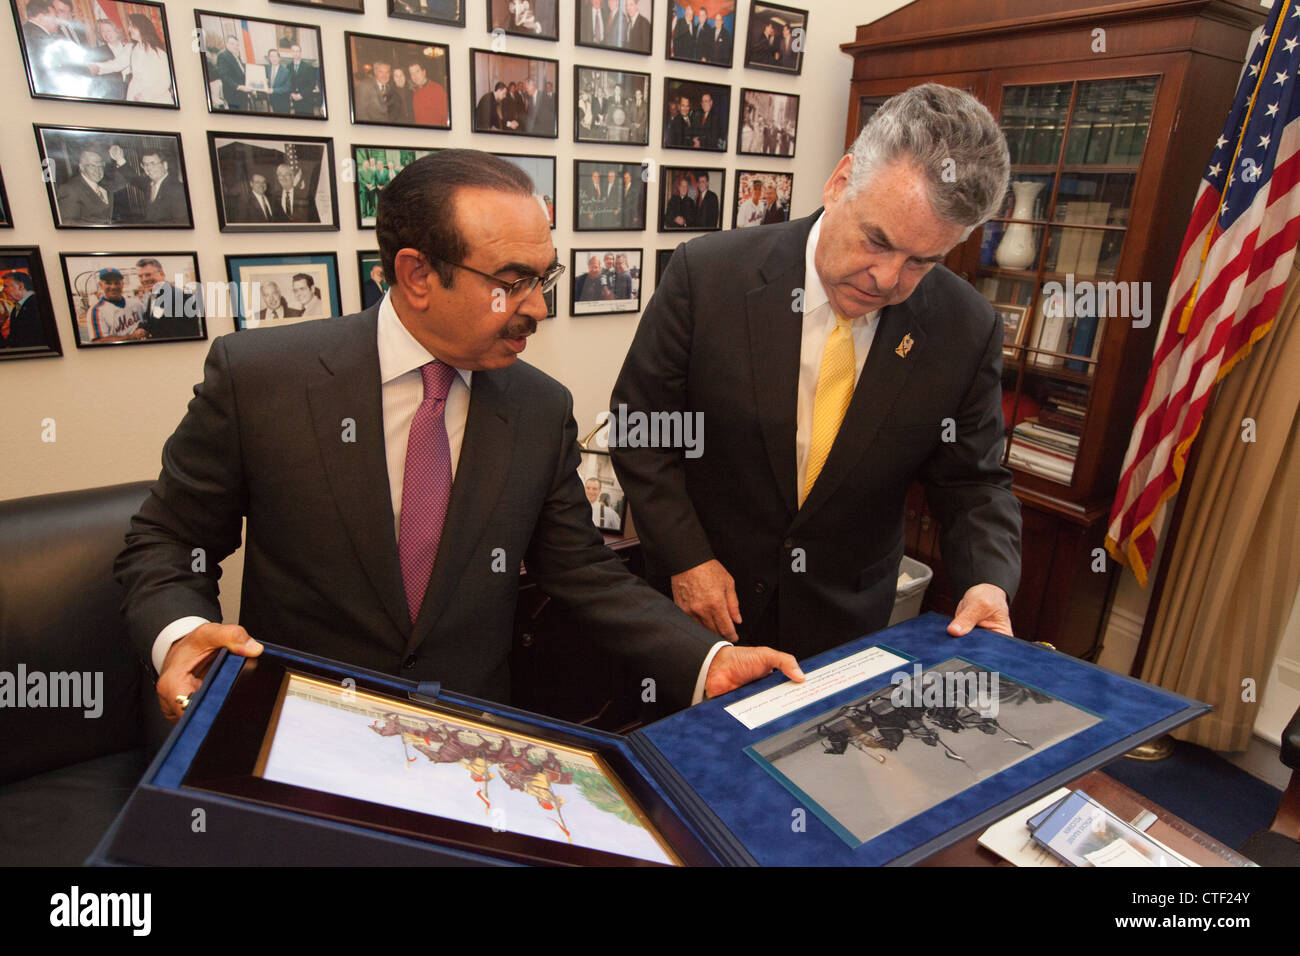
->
xmin=225 ymin=253 xmax=341 ymax=331
xmin=208 ymin=132 xmax=339 ymax=233
xmin=574 ymin=0 xmax=652 ymax=56
xmin=733 ymin=169 xmax=792 ymax=228
xmin=544 ymin=284 xmax=556 ymax=318
xmin=487 ymin=0 xmax=557 ymax=40
xmin=0 ymin=247 xmax=60 ymax=359
xmin=35 ymin=125 xmax=193 ymax=230
xmin=571 ymin=248 xmax=641 ymax=315
xmin=273 ymin=0 xmax=365 ymax=12
xmin=665 ymin=1 xmax=735 ymax=67
xmin=10 ymin=0 xmax=178 ymax=108
xmin=743 ymin=1 xmax=806 ymax=75
xmin=996 ymin=303 xmax=1030 ymax=357
xmin=574 ymin=66 xmax=651 ymax=145
xmin=496 ymin=153 xmax=556 ymax=229
xmin=574 ymin=160 xmax=645 ymax=232
xmin=658 ymin=166 xmax=723 ymax=232
xmin=654 ymin=247 xmax=677 ymax=285
xmin=578 ymin=448 xmax=626 ymax=535
xmin=738 ymin=88 xmax=798 ymax=157
xmin=59 ymin=252 xmax=205 ymax=348
xmin=470 ymin=50 xmax=559 ymax=138
xmin=388 ymin=0 xmax=464 ymax=26
xmin=346 ymin=33 xmax=452 ymax=130
xmin=661 ymin=78 xmax=729 ymax=152
xmin=351 ymin=145 xmax=439 ymax=228
xmin=0 ymin=166 xmax=11 ymax=228
xmin=358 ymin=250 xmax=387 ymax=310
xmin=195 ymin=11 xmax=326 ymax=120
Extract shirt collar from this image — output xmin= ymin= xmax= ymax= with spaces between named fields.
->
xmin=377 ymin=291 xmax=472 ymax=390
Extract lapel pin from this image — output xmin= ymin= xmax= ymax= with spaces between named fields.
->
xmin=895 ymin=333 xmax=914 ymax=358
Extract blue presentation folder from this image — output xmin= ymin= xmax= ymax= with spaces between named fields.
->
xmin=91 ymin=613 xmax=1208 ymax=867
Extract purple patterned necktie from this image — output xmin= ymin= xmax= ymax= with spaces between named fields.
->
xmin=398 ymin=360 xmax=458 ymax=623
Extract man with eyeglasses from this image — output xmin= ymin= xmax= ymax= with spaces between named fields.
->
xmin=55 ymin=148 xmax=114 ymax=225
xmin=102 ymin=145 xmax=187 ymax=225
xmin=117 ymin=149 xmax=802 ymax=726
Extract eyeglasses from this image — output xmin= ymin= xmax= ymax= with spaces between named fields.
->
xmin=435 ymin=257 xmax=566 ymax=299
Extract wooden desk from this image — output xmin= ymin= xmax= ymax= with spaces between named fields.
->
xmin=919 ymin=769 xmax=1254 ymax=867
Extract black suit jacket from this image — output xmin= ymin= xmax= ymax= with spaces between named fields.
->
xmin=610 ymin=213 xmax=1021 ymax=660
xmin=55 ymin=174 xmax=112 ymax=225
xmin=115 ymin=309 xmax=716 ymax=710
xmin=216 ymin=50 xmax=248 ymax=110
xmin=289 ymin=61 xmax=319 ymax=115
xmin=143 ymin=176 xmax=188 ymax=224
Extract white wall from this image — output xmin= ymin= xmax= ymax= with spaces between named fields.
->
xmin=0 ymin=1 xmax=910 ymax=619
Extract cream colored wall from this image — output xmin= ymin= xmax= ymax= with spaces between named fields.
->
xmin=0 ymin=1 xmax=910 ymax=621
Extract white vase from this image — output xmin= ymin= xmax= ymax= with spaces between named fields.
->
xmin=994 ymin=181 xmax=1045 ymax=271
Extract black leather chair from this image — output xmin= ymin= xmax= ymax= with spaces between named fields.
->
xmin=0 ymin=481 xmax=168 ymax=865
xmin=1238 ymin=705 xmax=1300 ymax=866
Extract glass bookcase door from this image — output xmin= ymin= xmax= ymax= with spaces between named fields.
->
xmin=979 ymin=75 xmax=1157 ymax=487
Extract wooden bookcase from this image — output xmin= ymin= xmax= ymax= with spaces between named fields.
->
xmin=842 ymin=0 xmax=1265 ymax=657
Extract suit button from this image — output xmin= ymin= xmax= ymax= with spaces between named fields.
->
xmin=402 ymin=655 xmax=417 ymax=669
xmin=782 ymin=538 xmax=794 ymax=549
xmin=754 ymin=582 xmax=766 ymax=595
xmin=521 ymin=632 xmax=534 ymax=648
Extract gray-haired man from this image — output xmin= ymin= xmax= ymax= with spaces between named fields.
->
xmin=612 ymin=84 xmax=1022 ymax=661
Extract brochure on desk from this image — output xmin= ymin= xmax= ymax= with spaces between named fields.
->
xmin=93 ymin=613 xmax=1206 ymax=867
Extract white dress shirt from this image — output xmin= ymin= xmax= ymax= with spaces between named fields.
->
xmin=154 ymin=293 xmax=720 ymax=702
xmin=795 ymin=214 xmax=880 ymax=503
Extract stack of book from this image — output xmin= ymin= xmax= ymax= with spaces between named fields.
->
xmin=1008 ymin=414 xmax=1080 ymax=483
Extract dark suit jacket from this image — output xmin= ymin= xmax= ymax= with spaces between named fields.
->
xmin=267 ymin=62 xmax=293 ymax=114
xmin=289 ymin=60 xmax=319 ymax=115
xmin=55 ymin=174 xmax=112 ymax=225
xmin=216 ymin=49 xmax=249 ymax=111
xmin=275 ymin=184 xmax=319 ymax=223
xmin=694 ymin=189 xmax=720 ymax=228
xmin=610 ymin=213 xmax=1021 ymax=660
xmin=1 ymin=296 xmax=46 ymax=349
xmin=627 ymin=13 xmax=651 ymax=51
xmin=236 ymin=188 xmax=277 ymax=223
xmin=115 ymin=309 xmax=716 ymax=710
xmin=143 ymin=176 xmax=188 ymax=224
xmin=141 ymin=282 xmax=203 ymax=340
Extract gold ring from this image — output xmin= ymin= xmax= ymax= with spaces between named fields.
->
xmin=176 ymin=694 xmax=191 ymax=709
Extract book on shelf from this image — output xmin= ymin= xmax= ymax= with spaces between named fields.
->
xmin=1032 ymin=298 xmax=1070 ymax=366
xmin=1008 ymin=439 xmax=1075 ymax=483
xmin=1074 ymin=203 xmax=1112 ymax=275
xmin=1065 ymin=311 xmax=1105 ymax=372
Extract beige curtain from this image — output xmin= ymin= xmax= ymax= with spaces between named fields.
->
xmin=1140 ymin=258 xmax=1300 ymax=751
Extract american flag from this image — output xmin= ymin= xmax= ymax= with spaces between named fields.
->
xmin=1105 ymin=0 xmax=1300 ymax=586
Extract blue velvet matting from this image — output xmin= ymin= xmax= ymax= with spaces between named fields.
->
xmin=636 ymin=613 xmax=1209 ymax=866
xmin=143 ymin=644 xmax=732 ymax=864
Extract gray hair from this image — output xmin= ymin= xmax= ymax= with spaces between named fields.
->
xmin=846 ymin=84 xmax=1009 ymax=227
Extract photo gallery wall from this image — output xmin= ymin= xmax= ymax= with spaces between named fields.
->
xmin=1 ymin=0 xmax=808 ymax=359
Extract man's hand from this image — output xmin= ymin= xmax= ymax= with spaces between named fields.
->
xmin=157 ymin=623 xmax=263 ymax=722
xmin=947 ymin=583 xmax=1013 ymax=637
xmin=671 ymin=558 xmax=742 ymax=642
xmin=704 ymin=645 xmax=804 ymax=699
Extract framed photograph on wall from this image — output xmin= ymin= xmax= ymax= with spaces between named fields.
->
xmin=470 ymin=50 xmax=558 ymax=138
xmin=733 ymin=169 xmax=792 ymax=228
xmin=208 ymin=132 xmax=338 ymax=232
xmin=274 ymin=0 xmax=364 ymax=12
xmin=738 ymin=88 xmax=798 ymax=157
xmin=654 ymin=247 xmax=677 ymax=286
xmin=0 ymin=166 xmax=11 ymax=228
xmin=388 ymin=0 xmax=463 ymax=26
xmin=35 ymin=125 xmax=193 ymax=229
xmin=347 ymin=33 xmax=451 ymax=130
xmin=226 ymin=253 xmax=341 ymax=331
xmin=59 ymin=252 xmax=205 ymax=348
xmin=496 ymin=153 xmax=556 ymax=228
xmin=574 ymin=66 xmax=650 ymax=145
xmin=658 ymin=166 xmax=723 ymax=232
xmin=358 ymin=250 xmax=387 ymax=310
xmin=196 ymin=11 xmax=326 ymax=120
xmin=10 ymin=0 xmax=178 ymax=108
xmin=575 ymin=0 xmax=652 ymax=55
xmin=571 ymin=248 xmax=641 ymax=315
xmin=661 ymin=78 xmax=729 ymax=152
xmin=488 ymin=0 xmax=556 ymax=40
xmin=0 ymin=247 xmax=60 ymax=359
xmin=577 ymin=448 xmax=626 ymax=534
xmin=665 ymin=1 xmax=734 ymax=67
xmin=352 ymin=145 xmax=439 ymax=228
xmin=743 ymin=1 xmax=806 ymax=75
xmin=574 ymin=160 xmax=645 ymax=232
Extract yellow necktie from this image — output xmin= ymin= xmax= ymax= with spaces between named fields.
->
xmin=803 ymin=315 xmax=855 ymax=505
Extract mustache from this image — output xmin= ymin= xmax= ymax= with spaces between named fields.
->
xmin=501 ymin=316 xmax=538 ymax=339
